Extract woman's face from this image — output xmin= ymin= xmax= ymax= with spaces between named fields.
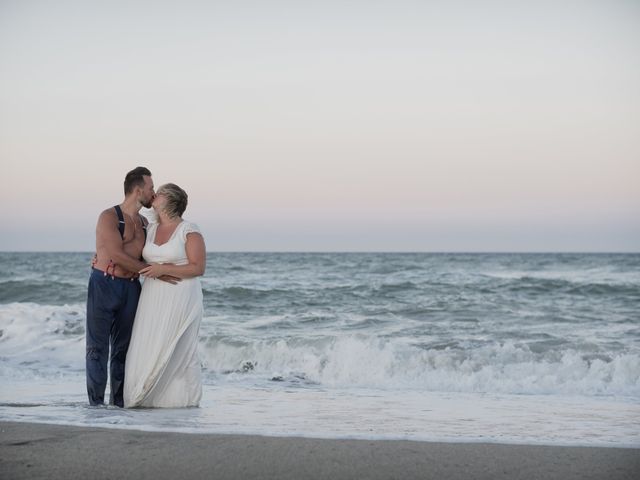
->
xmin=152 ymin=193 xmax=167 ymax=213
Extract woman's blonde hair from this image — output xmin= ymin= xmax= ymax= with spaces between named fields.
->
xmin=157 ymin=183 xmax=188 ymax=219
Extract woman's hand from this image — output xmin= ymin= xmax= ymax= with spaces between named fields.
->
xmin=139 ymin=264 xmax=168 ymax=279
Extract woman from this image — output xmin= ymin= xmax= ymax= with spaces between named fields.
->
xmin=123 ymin=183 xmax=206 ymax=408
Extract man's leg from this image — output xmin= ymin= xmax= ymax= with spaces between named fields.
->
xmin=109 ymin=279 xmax=141 ymax=407
xmin=86 ymin=271 xmax=116 ymax=406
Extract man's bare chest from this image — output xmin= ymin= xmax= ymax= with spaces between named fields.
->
xmin=121 ymin=217 xmax=146 ymax=245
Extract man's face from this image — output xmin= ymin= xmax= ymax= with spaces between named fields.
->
xmin=139 ymin=176 xmax=155 ymax=208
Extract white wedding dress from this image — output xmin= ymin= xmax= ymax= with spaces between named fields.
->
xmin=124 ymin=220 xmax=203 ymax=408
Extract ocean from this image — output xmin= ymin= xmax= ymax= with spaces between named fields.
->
xmin=1 ymin=252 xmax=639 ymax=447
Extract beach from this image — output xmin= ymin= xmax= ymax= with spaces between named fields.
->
xmin=1 ymin=421 xmax=638 ymax=479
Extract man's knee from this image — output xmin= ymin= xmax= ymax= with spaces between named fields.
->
xmin=86 ymin=346 xmax=105 ymax=361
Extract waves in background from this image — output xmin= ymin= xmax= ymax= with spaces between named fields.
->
xmin=2 ymin=252 xmax=638 ymax=394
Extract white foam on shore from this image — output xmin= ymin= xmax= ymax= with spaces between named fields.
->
xmin=2 ymin=301 xmax=639 ymax=447
xmin=1 ymin=378 xmax=639 ymax=448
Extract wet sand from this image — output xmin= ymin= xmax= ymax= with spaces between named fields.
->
xmin=1 ymin=421 xmax=638 ymax=479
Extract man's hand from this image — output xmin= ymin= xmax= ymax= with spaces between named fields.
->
xmin=139 ymin=264 xmax=168 ymax=278
xmin=140 ymin=264 xmax=181 ymax=284
xmin=158 ymin=274 xmax=181 ymax=285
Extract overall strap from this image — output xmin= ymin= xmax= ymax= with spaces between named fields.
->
xmin=113 ymin=205 xmax=125 ymax=240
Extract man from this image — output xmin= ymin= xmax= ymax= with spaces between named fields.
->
xmin=86 ymin=167 xmax=177 ymax=407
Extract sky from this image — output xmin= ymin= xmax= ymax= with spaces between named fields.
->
xmin=1 ymin=0 xmax=638 ymax=251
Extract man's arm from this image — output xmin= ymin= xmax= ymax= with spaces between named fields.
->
xmin=95 ymin=210 xmax=147 ymax=273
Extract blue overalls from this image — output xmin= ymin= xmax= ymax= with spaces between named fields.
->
xmin=85 ymin=205 xmax=146 ymax=407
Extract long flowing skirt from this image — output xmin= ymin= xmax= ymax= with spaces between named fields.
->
xmin=124 ymin=276 xmax=203 ymax=408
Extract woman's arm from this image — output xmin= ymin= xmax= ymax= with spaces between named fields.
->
xmin=139 ymin=232 xmax=206 ymax=279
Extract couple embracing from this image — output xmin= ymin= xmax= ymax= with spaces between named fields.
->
xmin=86 ymin=167 xmax=206 ymax=408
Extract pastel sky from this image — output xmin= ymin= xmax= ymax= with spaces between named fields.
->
xmin=1 ymin=1 xmax=638 ymax=251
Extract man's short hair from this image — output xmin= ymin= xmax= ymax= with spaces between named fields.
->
xmin=124 ymin=167 xmax=152 ymax=195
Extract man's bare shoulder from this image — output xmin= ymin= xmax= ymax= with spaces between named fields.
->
xmin=97 ymin=207 xmax=119 ymax=228
xmin=98 ymin=206 xmax=119 ymax=218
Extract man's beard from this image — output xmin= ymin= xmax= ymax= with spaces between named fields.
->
xmin=141 ymin=198 xmax=153 ymax=208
